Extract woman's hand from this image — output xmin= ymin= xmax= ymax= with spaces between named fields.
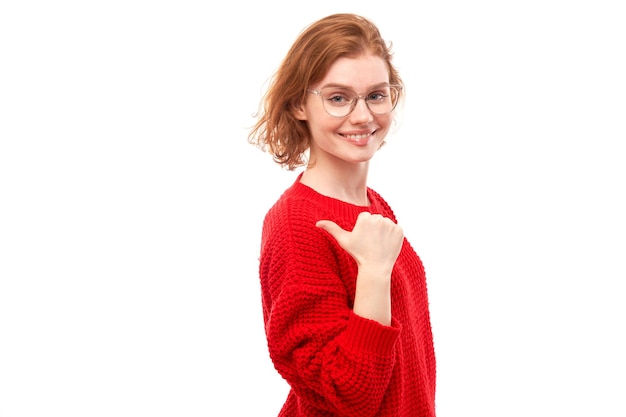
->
xmin=316 ymin=212 xmax=404 ymax=325
xmin=316 ymin=211 xmax=404 ymax=275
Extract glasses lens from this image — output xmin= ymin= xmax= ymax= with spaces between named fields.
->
xmin=319 ymin=86 xmax=399 ymax=117
xmin=319 ymin=88 xmax=355 ymax=117
xmin=366 ymin=86 xmax=398 ymax=115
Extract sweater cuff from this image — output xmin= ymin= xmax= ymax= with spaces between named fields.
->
xmin=338 ymin=312 xmax=401 ymax=357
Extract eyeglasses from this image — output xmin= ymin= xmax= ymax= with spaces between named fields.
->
xmin=307 ymin=85 xmax=402 ymax=118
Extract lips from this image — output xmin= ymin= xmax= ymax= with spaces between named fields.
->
xmin=343 ymin=133 xmax=371 ymax=140
xmin=340 ymin=130 xmax=375 ymax=145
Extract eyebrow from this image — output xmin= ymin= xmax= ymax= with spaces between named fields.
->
xmin=319 ymin=82 xmax=391 ymax=90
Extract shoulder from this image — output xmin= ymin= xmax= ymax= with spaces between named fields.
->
xmin=263 ymin=187 xmax=327 ymax=231
xmin=367 ymin=187 xmax=398 ymax=222
xmin=261 ymin=185 xmax=333 ymax=252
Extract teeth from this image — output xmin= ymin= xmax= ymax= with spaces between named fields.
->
xmin=344 ymin=133 xmax=370 ymax=139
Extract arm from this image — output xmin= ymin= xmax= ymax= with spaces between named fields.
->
xmin=260 ymin=212 xmax=401 ymax=417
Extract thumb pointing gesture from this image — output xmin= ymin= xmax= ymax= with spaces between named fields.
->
xmin=316 ymin=212 xmax=403 ymax=270
xmin=315 ymin=219 xmax=348 ymax=242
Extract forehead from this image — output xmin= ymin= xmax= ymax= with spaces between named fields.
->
xmin=316 ymin=53 xmax=390 ymax=90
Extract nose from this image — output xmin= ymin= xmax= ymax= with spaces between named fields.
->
xmin=350 ymin=97 xmax=373 ymax=123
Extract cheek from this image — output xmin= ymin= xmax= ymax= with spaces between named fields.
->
xmin=308 ymin=114 xmax=343 ymax=134
xmin=379 ymin=113 xmax=394 ymax=125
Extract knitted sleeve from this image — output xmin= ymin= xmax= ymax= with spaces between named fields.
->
xmin=260 ymin=203 xmax=401 ymax=417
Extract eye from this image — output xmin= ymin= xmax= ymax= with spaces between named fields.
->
xmin=324 ymin=90 xmax=353 ymax=106
xmin=367 ymin=91 xmax=388 ymax=102
xmin=329 ymin=94 xmax=347 ymax=103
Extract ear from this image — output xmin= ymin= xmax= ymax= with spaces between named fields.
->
xmin=292 ymin=101 xmax=308 ymax=121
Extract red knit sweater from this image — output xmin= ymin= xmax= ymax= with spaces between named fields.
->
xmin=259 ymin=175 xmax=436 ymax=417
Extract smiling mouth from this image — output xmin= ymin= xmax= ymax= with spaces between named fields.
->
xmin=341 ymin=131 xmax=374 ymax=140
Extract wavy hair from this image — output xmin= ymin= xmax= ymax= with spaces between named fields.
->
xmin=248 ymin=13 xmax=404 ymax=170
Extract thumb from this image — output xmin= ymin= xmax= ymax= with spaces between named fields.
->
xmin=316 ymin=220 xmax=347 ymax=241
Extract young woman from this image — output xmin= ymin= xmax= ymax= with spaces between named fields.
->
xmin=248 ymin=13 xmax=436 ymax=417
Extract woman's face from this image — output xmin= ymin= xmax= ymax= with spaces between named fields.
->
xmin=295 ymin=53 xmax=394 ymax=168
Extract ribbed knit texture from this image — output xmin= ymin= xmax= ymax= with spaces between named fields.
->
xmin=259 ymin=174 xmax=436 ymax=417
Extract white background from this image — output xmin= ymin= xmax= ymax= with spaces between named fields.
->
xmin=1 ymin=1 xmax=625 ymax=416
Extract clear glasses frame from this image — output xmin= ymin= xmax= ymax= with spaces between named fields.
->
xmin=307 ymin=84 xmax=402 ymax=118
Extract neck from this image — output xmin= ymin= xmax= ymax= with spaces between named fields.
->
xmin=300 ymin=162 xmax=370 ymax=206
